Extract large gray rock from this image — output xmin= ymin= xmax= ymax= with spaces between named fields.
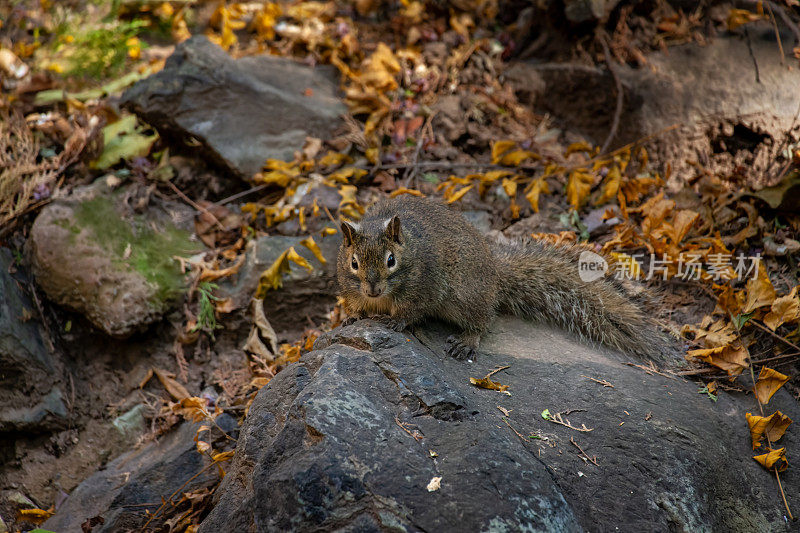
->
xmin=121 ymin=36 xmax=347 ymax=179
xmin=43 ymin=421 xmax=229 ymax=533
xmin=200 ymin=318 xmax=798 ymax=532
xmin=517 ymin=28 xmax=800 ymax=185
xmin=0 ymin=248 xmax=67 ymax=432
xmin=27 ymin=182 xmax=200 ymax=337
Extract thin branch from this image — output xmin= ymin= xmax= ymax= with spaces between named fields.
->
xmin=165 ymin=180 xmax=226 ymax=230
xmin=598 ymin=30 xmax=624 ymax=154
xmin=751 ymin=320 xmax=800 ymax=353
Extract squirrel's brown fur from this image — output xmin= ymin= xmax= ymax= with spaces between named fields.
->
xmin=337 ymin=195 xmax=666 ymax=360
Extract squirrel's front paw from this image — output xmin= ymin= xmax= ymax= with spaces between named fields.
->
xmin=370 ymin=315 xmax=407 ymax=332
xmin=446 ymin=335 xmax=477 ymax=361
xmin=341 ymin=316 xmax=360 ymax=327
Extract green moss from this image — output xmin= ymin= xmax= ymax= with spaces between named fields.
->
xmin=73 ymin=195 xmax=198 ymax=305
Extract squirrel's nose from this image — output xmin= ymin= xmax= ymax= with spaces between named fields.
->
xmin=366 ymin=284 xmax=383 ymax=297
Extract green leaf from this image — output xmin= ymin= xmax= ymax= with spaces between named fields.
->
xmin=92 ymin=115 xmax=158 ymax=170
xmin=541 ymin=409 xmax=551 ymax=421
xmin=733 ymin=312 xmax=754 ymax=330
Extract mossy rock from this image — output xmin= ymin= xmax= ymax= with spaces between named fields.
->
xmin=28 ymin=183 xmax=201 ymax=337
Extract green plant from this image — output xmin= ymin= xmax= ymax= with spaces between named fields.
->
xmin=58 ymin=19 xmax=147 ymax=79
xmin=192 ymin=282 xmax=223 ymax=339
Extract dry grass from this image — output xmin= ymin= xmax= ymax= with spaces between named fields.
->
xmin=0 ymin=109 xmax=89 ymax=231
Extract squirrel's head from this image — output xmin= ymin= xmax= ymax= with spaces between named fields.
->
xmin=339 ymin=216 xmax=403 ymax=304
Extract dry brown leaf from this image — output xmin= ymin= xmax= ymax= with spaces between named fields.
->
xmin=469 ymin=376 xmax=509 ymax=392
xmin=754 ymin=367 xmax=790 ymax=404
xmin=171 ymin=396 xmax=212 ymax=422
xmin=214 ymin=297 xmax=236 ymax=314
xmin=746 ymin=411 xmax=793 ymax=449
xmin=154 ymin=367 xmax=191 ymax=401
xmin=686 ymin=343 xmax=749 ymax=377
xmin=243 ymin=298 xmax=278 ymax=359
xmin=763 ymin=287 xmax=800 ymax=331
xmin=682 ymin=316 xmax=738 ymax=348
xmin=743 ymin=265 xmax=776 ymax=313
xmin=753 ymin=447 xmax=788 ymax=472
xmin=199 ymin=254 xmax=245 ymax=282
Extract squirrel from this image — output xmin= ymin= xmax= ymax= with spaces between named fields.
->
xmin=337 ymin=195 xmax=667 ymax=360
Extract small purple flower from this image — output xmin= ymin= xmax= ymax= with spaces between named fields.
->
xmin=32 ymin=183 xmax=51 ymax=201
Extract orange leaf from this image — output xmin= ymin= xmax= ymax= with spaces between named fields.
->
xmin=746 ymin=411 xmax=793 ymax=449
xmin=753 ymin=447 xmax=788 ymax=472
xmin=754 ymin=367 xmax=790 ymax=404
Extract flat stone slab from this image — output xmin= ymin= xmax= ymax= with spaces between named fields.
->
xmin=121 ymin=36 xmax=346 ymax=179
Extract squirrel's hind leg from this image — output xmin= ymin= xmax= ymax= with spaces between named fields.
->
xmin=446 ymin=331 xmax=481 ymax=361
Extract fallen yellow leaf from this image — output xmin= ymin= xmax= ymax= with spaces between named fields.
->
xmin=763 ymin=287 xmax=800 ymax=331
xmin=743 ymin=264 xmax=776 ymax=313
xmin=446 ymin=184 xmax=473 ymax=204
xmin=491 ymin=140 xmax=516 ymax=164
xmin=469 ymin=376 xmax=509 ymax=392
xmin=753 ymin=447 xmax=788 ymax=472
xmin=746 ymin=411 xmax=793 ymax=449
xmin=754 ymin=367 xmax=790 ymax=404
xmin=686 ymin=343 xmax=749 ymax=377
xmin=300 ymin=236 xmax=327 ymax=265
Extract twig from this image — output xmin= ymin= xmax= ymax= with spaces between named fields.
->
xmin=581 ymin=375 xmax=614 ymax=388
xmin=762 ymin=0 xmax=786 ymax=65
xmin=403 ymin=113 xmax=435 ymax=188
xmin=624 ymin=362 xmax=679 ymax=381
xmin=164 ymin=180 xmax=225 ymax=230
xmin=598 ymin=30 xmax=624 ymax=154
xmin=766 ymin=1 xmax=800 ymax=44
xmin=139 ymin=459 xmax=221 ymax=530
xmin=751 ymin=320 xmax=800 ymax=353
xmin=395 ymin=416 xmax=423 ymax=442
xmin=570 ymin=437 xmax=599 ymax=466
xmin=485 ymin=365 xmax=511 ymax=378
xmin=502 ymin=417 xmax=527 ymax=440
xmin=546 ymin=409 xmax=593 ymax=432
xmin=749 ymin=351 xmax=800 ymax=366
xmin=213 ymin=184 xmax=267 ymax=206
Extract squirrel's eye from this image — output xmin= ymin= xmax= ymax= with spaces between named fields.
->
xmin=387 ymin=253 xmax=396 ymax=268
xmin=351 ymin=257 xmax=358 ymax=270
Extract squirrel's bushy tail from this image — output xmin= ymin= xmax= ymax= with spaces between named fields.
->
xmin=491 ymin=239 xmax=669 ymax=359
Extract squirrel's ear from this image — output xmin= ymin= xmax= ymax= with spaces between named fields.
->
xmin=340 ymin=221 xmax=358 ymax=246
xmin=384 ymin=216 xmax=402 ymax=244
